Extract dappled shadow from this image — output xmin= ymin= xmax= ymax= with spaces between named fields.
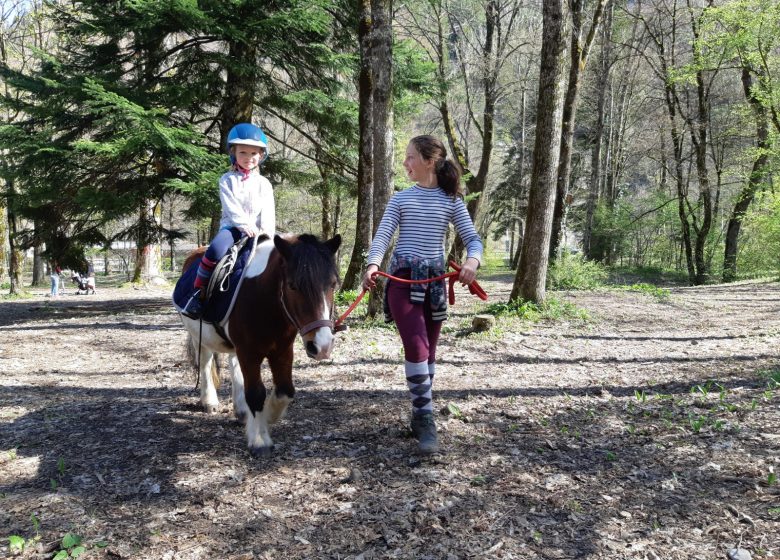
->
xmin=3 ymin=353 xmax=777 ymax=557
xmin=2 ymin=280 xmax=778 ymax=558
xmin=0 ymin=297 xmax=174 ymax=328
xmin=0 ymin=320 xmax=181 ymax=333
xmin=294 ymin=352 xmax=778 ymax=371
xmin=559 ymin=333 xmax=775 ymax=341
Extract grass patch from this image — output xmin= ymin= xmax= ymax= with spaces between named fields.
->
xmin=759 ymin=368 xmax=780 ymax=388
xmin=0 ymin=291 xmax=35 ymax=301
xmin=484 ymin=295 xmax=590 ymax=322
xmin=617 ymin=283 xmax=671 ymax=301
xmin=619 ymin=374 xmax=777 ymax=438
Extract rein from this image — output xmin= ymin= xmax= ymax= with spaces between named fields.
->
xmin=334 ymin=260 xmax=488 ymax=329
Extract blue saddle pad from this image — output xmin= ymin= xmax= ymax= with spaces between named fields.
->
xmin=172 ymin=237 xmax=257 ymax=325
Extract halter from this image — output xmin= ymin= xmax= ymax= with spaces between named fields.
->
xmin=279 ymin=280 xmax=335 ymax=336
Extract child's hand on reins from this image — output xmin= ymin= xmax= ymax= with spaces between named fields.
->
xmin=458 ymin=257 xmax=479 ymax=285
xmin=239 ymin=226 xmax=260 ymax=238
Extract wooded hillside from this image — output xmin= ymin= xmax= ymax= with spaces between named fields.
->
xmin=1 ymin=0 xmax=779 ymax=297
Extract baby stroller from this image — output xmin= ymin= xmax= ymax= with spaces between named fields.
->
xmin=72 ymin=272 xmax=96 ymax=295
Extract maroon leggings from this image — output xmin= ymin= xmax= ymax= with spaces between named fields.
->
xmin=387 ymin=275 xmax=443 ymax=364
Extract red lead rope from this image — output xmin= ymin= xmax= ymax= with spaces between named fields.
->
xmin=334 ymin=260 xmax=488 ymax=330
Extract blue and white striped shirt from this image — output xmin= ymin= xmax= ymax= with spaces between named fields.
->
xmin=367 ymin=184 xmax=483 ymax=266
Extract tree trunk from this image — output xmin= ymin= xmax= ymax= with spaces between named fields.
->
xmin=666 ymin=85 xmax=696 ymax=284
xmin=510 ymin=0 xmax=568 ymax=304
xmin=367 ymin=0 xmax=394 ymax=317
xmin=550 ymin=0 xmax=608 ymax=261
xmin=723 ymin=67 xmax=770 ymax=282
xmin=447 ymin=0 xmax=500 ymax=262
xmin=0 ymin=14 xmax=10 ymax=288
xmin=7 ymin=175 xmax=22 ymax=294
xmin=511 ymin=88 xmax=528 ymax=270
xmin=32 ymin=237 xmax=45 ymax=286
xmin=433 ymin=4 xmax=471 ymax=182
xmin=321 ymin=188 xmax=334 ymax=240
xmin=132 ymin=199 xmax=165 ymax=285
xmin=687 ymin=10 xmax=713 ymax=285
xmin=0 ymin=195 xmax=7 ymax=285
xmin=584 ymin=1 xmax=612 ymax=258
xmin=583 ymin=30 xmax=608 ymax=257
xmin=168 ymin=201 xmax=176 ymax=273
xmin=342 ymin=0 xmax=375 ymax=291
xmin=511 ymin=221 xmax=524 ymax=269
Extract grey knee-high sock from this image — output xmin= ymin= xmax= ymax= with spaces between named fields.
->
xmin=405 ymin=360 xmax=433 ymax=416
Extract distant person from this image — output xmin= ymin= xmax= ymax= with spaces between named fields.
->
xmin=182 ymin=123 xmax=276 ymax=319
xmin=50 ymin=263 xmax=62 ymax=298
xmin=86 ymin=261 xmax=96 ymax=293
xmin=361 ymin=134 xmax=483 ymax=455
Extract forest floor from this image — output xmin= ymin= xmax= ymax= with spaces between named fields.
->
xmin=0 ymin=271 xmax=779 ymax=560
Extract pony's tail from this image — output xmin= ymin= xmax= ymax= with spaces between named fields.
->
xmin=185 ymin=333 xmax=221 ymax=390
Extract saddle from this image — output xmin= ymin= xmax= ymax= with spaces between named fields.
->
xmin=204 ymin=235 xmax=251 ymax=304
xmin=172 ymin=235 xmax=262 ymax=328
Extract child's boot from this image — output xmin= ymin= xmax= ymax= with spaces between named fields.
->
xmin=182 ymin=288 xmax=205 ymax=319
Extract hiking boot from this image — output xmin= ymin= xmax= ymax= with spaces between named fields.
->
xmin=410 ymin=413 xmax=439 ymax=454
xmin=182 ymin=289 xmax=205 ymax=319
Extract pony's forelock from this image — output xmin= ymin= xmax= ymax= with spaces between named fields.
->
xmin=284 ymin=235 xmax=339 ymax=304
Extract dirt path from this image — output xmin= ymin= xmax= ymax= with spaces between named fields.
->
xmin=1 ymin=276 xmax=778 ymax=559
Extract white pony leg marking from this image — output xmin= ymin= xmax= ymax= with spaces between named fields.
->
xmin=246 ymin=410 xmax=273 ymax=450
xmin=198 ymin=350 xmax=219 ymax=413
xmin=229 ymin=355 xmax=250 ymax=420
xmin=263 ymin=392 xmax=293 ymax=425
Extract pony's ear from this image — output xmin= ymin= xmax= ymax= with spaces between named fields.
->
xmin=274 ymin=234 xmax=293 ymax=259
xmin=325 ymin=234 xmax=341 ymax=254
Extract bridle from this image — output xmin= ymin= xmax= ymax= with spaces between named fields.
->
xmin=278 ymin=278 xmax=337 ymax=336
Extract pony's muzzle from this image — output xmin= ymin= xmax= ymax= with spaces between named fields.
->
xmin=303 ymin=327 xmax=335 ymax=360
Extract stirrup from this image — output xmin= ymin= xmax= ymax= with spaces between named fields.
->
xmin=182 ymin=289 xmax=205 ymax=319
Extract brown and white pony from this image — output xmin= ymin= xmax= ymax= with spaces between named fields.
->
xmin=179 ymin=233 xmax=341 ymax=456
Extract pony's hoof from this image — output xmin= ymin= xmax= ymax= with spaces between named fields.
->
xmin=234 ymin=411 xmax=248 ymax=425
xmin=203 ymin=404 xmax=219 ymax=414
xmin=250 ymin=445 xmax=274 ymax=458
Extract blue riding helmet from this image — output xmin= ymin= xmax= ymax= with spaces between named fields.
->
xmin=226 ymin=123 xmax=268 ymax=163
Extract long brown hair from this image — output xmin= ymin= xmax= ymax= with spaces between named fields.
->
xmin=409 ymin=135 xmax=463 ymax=198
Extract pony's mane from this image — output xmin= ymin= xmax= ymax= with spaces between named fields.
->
xmin=285 ymin=234 xmax=339 ymax=304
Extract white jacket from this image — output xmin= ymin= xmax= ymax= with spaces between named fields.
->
xmin=218 ymin=169 xmax=275 ymax=237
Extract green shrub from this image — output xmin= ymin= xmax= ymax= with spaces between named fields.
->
xmin=735 ymin=190 xmax=780 ymax=280
xmin=548 ymin=252 xmax=608 ymax=290
xmin=484 ymin=295 xmax=590 ymax=322
xmin=335 ymin=288 xmax=362 ymax=307
xmin=608 ymin=265 xmax=689 ymax=286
